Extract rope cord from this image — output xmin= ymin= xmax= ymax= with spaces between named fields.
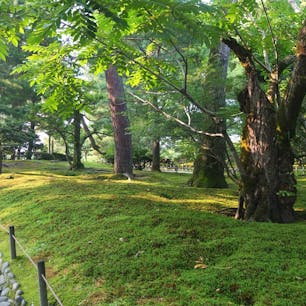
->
xmin=12 ymin=234 xmax=64 ymax=305
xmin=42 ymin=274 xmax=64 ymax=306
xmin=12 ymin=235 xmax=37 ymax=268
xmin=0 ymin=224 xmax=9 ymax=234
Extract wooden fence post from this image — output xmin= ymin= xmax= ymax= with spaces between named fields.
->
xmin=9 ymin=226 xmax=16 ymax=259
xmin=37 ymin=260 xmax=48 ymax=306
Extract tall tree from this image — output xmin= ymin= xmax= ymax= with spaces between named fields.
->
xmin=151 ymin=139 xmax=161 ymax=172
xmin=105 ymin=65 xmax=133 ymax=177
xmin=72 ymin=109 xmax=84 ymax=169
xmin=223 ymin=20 xmax=306 ymax=222
xmin=189 ymin=42 xmax=230 ymax=188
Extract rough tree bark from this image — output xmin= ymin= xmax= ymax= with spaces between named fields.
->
xmin=223 ymin=21 xmax=306 ymax=222
xmin=105 ymin=65 xmax=133 ymax=177
xmin=72 ymin=109 xmax=84 ymax=170
xmin=151 ymin=139 xmax=161 ymax=172
xmin=189 ymin=42 xmax=229 ymax=188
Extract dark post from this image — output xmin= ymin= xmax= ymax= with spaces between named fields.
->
xmin=37 ymin=260 xmax=48 ymax=306
xmin=9 ymin=226 xmax=16 ymax=259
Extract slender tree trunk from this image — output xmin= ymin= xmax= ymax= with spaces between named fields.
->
xmin=224 ymin=21 xmax=306 ymax=222
xmin=105 ymin=65 xmax=133 ymax=177
xmin=17 ymin=147 xmax=21 ymax=160
xmin=0 ymin=142 xmax=2 ymax=174
xmin=72 ymin=109 xmax=84 ymax=170
xmin=56 ymin=128 xmax=73 ymax=168
xmin=26 ymin=121 xmax=35 ymax=160
xmin=190 ymin=42 xmax=229 ymax=188
xmin=48 ymin=135 xmax=51 ymax=154
xmin=151 ymin=139 xmax=161 ymax=172
xmin=11 ymin=148 xmax=15 ymax=160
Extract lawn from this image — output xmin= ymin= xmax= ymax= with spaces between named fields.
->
xmin=0 ymin=160 xmax=305 ymax=305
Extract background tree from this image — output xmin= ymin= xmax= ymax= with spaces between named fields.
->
xmin=189 ymin=42 xmax=230 ymax=188
xmin=0 ymin=43 xmax=39 ymax=165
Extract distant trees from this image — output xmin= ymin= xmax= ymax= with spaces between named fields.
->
xmin=0 ymin=43 xmax=39 ymax=171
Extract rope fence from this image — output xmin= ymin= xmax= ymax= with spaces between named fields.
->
xmin=0 ymin=224 xmax=64 ymax=306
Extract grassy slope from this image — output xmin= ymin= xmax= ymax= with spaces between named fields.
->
xmin=0 ymin=160 xmax=305 ymax=306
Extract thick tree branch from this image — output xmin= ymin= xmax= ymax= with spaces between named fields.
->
xmin=222 ymin=37 xmax=256 ymax=74
xmin=81 ymin=115 xmax=105 ymax=155
xmin=280 ymin=21 xmax=306 ymax=136
xmin=267 ymin=55 xmax=295 ymax=105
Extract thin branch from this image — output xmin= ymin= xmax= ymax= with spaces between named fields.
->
xmin=222 ymin=129 xmax=246 ymax=179
xmin=234 ymin=26 xmax=271 ymax=73
xmin=224 ymin=147 xmax=240 ymax=184
xmin=267 ymin=55 xmax=295 ymax=105
xmin=144 ymin=8 xmax=189 ymax=92
xmin=127 ymin=90 xmax=223 ymax=137
xmin=260 ymin=0 xmax=279 ymax=68
xmin=184 ymin=106 xmax=191 ymax=126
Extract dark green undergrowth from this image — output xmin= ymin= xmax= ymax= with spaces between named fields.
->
xmin=0 ymin=160 xmax=305 ymax=305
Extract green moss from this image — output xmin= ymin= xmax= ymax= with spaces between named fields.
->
xmin=0 ymin=161 xmax=305 ymax=305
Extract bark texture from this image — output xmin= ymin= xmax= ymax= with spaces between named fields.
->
xmin=223 ymin=21 xmax=306 ymax=222
xmin=105 ymin=65 xmax=133 ymax=176
xmin=72 ymin=109 xmax=84 ymax=170
xmin=151 ymin=139 xmax=161 ymax=172
xmin=190 ymin=42 xmax=229 ymax=188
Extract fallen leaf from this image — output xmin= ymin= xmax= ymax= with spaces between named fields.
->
xmin=194 ymin=263 xmax=208 ymax=269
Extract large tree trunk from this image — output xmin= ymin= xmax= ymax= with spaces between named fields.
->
xmin=72 ymin=109 xmax=84 ymax=170
xmin=224 ymin=21 xmax=306 ymax=222
xmin=190 ymin=133 xmax=228 ymax=188
xmin=151 ymin=139 xmax=161 ymax=172
xmin=238 ymin=82 xmax=280 ymax=221
xmin=105 ymin=65 xmax=133 ymax=177
xmin=276 ymin=22 xmax=306 ymax=221
xmin=190 ymin=42 xmax=229 ymax=188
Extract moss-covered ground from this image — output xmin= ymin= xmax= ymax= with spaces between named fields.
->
xmin=0 ymin=160 xmax=305 ymax=305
